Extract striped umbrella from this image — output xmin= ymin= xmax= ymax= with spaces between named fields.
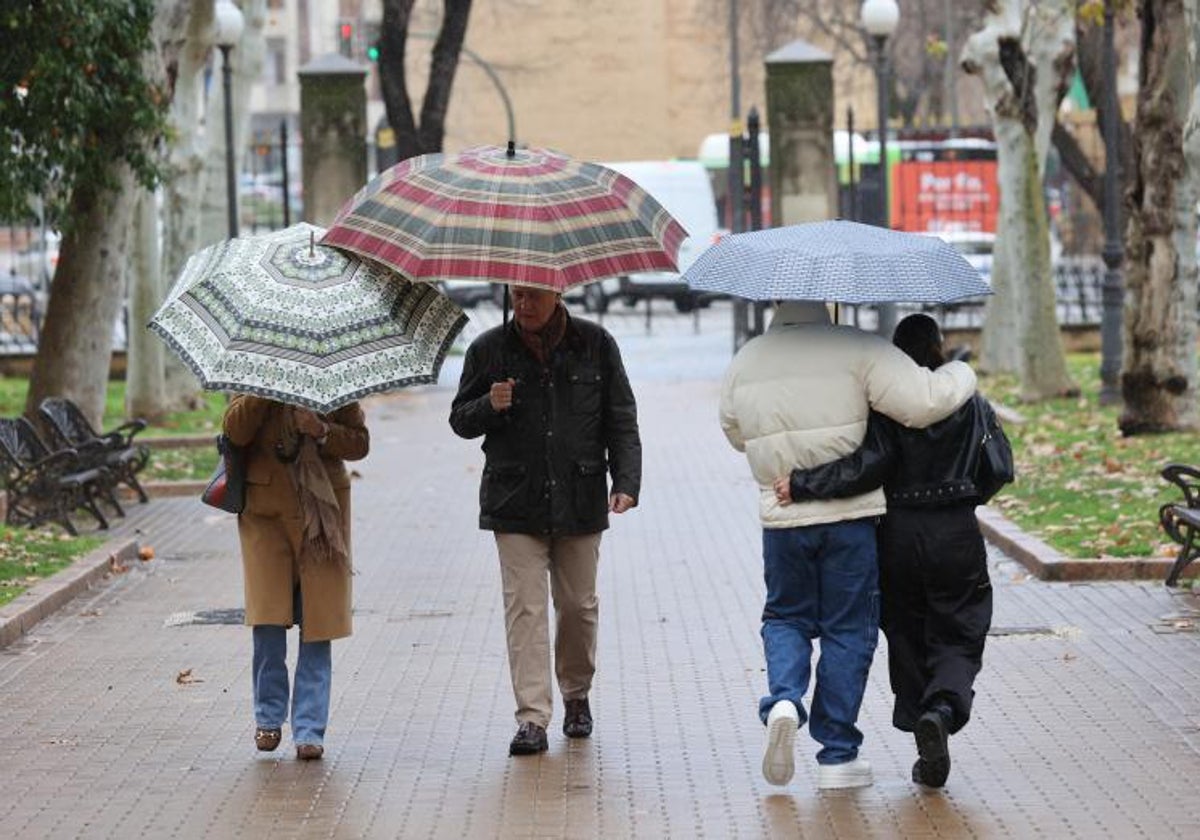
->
xmin=320 ymin=143 xmax=688 ymax=292
xmin=149 ymin=222 xmax=467 ymax=413
xmin=682 ymin=220 xmax=994 ymax=304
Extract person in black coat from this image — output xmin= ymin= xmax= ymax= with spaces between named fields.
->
xmin=450 ymin=286 xmax=641 ymax=757
xmin=773 ymin=313 xmax=1000 ymax=790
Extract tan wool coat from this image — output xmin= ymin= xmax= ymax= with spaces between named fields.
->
xmin=223 ymin=395 xmax=369 ymax=641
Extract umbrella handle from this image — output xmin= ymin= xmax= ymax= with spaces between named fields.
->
xmin=503 ymin=285 xmax=510 ymax=323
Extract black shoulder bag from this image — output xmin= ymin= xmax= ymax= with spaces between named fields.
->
xmin=973 ymin=397 xmax=1015 ymax=504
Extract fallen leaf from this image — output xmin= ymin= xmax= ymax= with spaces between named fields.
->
xmin=108 ymin=555 xmax=128 ymax=574
xmin=138 ymin=545 xmax=155 ymax=561
xmin=176 ymin=668 xmax=204 ymax=685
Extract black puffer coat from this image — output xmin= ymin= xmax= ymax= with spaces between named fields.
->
xmin=788 ymin=394 xmax=1001 ymax=508
xmin=449 ymin=314 xmax=641 ymax=535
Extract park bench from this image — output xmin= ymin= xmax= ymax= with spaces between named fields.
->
xmin=38 ymin=397 xmax=150 ymax=504
xmin=1158 ymin=463 xmax=1200 ymax=586
xmin=0 ymin=417 xmax=112 ymax=535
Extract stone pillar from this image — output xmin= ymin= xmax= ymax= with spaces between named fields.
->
xmin=764 ymin=41 xmax=836 ymax=227
xmin=298 ymin=54 xmax=368 ymax=227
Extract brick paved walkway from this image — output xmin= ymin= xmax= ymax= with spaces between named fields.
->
xmin=1 ymin=303 xmax=1199 ymax=838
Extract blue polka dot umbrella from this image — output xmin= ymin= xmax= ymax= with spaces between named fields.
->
xmin=149 ymin=222 xmax=467 ymax=413
xmin=682 ymin=220 xmax=993 ymax=304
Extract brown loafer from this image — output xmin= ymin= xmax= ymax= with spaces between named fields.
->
xmin=255 ymin=728 xmax=281 ymax=752
xmin=296 ymin=743 xmax=324 ymax=761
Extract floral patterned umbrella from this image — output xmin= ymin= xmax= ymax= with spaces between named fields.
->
xmin=149 ymin=222 xmax=467 ymax=413
xmin=320 ymin=143 xmax=688 ymax=292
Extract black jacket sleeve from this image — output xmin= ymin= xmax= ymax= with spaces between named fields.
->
xmin=602 ymin=332 xmax=641 ymax=500
xmin=449 ymin=339 xmax=507 ymax=440
xmin=789 ymin=411 xmax=898 ymax=501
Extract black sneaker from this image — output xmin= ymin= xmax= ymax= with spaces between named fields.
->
xmin=563 ymin=698 xmax=593 ymax=739
xmin=509 ymin=721 xmax=549 ymax=756
xmin=913 ymin=708 xmax=951 ymax=788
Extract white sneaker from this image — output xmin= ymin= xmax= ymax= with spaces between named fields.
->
xmin=817 ymin=758 xmax=873 ymax=790
xmin=762 ymin=700 xmax=800 ymax=786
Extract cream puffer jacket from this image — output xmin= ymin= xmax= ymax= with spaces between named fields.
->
xmin=719 ymin=302 xmax=977 ymax=529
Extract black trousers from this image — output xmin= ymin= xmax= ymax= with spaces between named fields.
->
xmin=878 ymin=505 xmax=992 ymax=735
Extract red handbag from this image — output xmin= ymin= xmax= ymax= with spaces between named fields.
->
xmin=201 ymin=434 xmax=246 ymax=513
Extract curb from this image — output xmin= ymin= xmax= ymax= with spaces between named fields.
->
xmin=0 ymin=538 xmax=140 ymax=649
xmin=976 ymin=506 xmax=1185 ymax=583
xmin=142 ymin=480 xmax=206 ymax=498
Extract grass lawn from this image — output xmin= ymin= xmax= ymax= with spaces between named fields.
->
xmin=982 ymin=353 xmax=1196 ymax=560
xmin=0 ymin=528 xmax=104 ymax=608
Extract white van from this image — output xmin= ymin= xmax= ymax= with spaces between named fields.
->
xmin=581 ymin=160 xmax=723 ymax=313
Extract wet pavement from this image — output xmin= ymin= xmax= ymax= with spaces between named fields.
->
xmin=0 ymin=301 xmax=1198 ymax=839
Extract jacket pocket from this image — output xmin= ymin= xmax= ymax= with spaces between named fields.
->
xmin=572 ymin=460 xmax=609 ymax=520
xmin=568 ymin=366 xmax=603 ymax=415
xmin=481 ymin=462 xmax=529 ymax=521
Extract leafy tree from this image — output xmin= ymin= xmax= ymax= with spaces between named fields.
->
xmin=0 ymin=0 xmax=179 ymax=425
xmin=0 ymin=1 xmax=166 ymax=224
xmin=377 ymin=0 xmax=474 ymax=159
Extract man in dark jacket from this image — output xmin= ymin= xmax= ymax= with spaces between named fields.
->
xmin=450 ymin=286 xmax=641 ymax=756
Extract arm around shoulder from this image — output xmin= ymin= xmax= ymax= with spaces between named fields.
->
xmin=867 ymin=346 xmax=977 ymax=429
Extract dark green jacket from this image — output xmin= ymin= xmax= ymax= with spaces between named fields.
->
xmin=449 ymin=314 xmax=641 ymax=535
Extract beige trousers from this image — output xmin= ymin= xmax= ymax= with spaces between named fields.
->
xmin=495 ymin=532 xmax=602 ymax=728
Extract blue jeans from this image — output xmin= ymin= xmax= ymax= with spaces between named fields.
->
xmin=759 ymin=519 xmax=880 ymax=765
xmin=252 ymin=587 xmax=332 ymax=747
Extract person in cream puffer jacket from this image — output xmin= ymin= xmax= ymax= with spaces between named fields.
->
xmin=719 ymin=300 xmax=976 ymax=792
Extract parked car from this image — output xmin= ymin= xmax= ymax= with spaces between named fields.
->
xmin=580 ymin=160 xmax=725 ymax=313
xmin=926 ymin=230 xmax=994 ymax=284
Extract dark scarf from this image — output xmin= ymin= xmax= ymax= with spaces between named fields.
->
xmin=515 ymin=302 xmax=568 ymax=366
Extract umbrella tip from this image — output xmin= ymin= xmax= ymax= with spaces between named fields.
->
xmin=309 ymin=231 xmax=315 ymax=257
xmin=506 ymin=140 xmax=516 ymax=158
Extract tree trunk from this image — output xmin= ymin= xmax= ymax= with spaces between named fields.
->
xmin=25 ymin=172 xmax=138 ymax=426
xmin=379 ymin=0 xmax=420 ymax=161
xmin=417 ymin=0 xmax=474 ymax=152
xmin=126 ymin=0 xmax=198 ymax=417
xmin=378 ymin=0 xmax=472 ymax=158
xmin=159 ymin=1 xmax=215 ymax=412
xmin=1120 ymin=0 xmax=1198 ymax=433
xmin=962 ymin=0 xmax=1077 ymax=399
xmin=127 ymin=190 xmax=166 ymax=421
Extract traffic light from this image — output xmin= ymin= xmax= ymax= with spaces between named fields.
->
xmin=338 ymin=21 xmax=353 ymax=57
xmin=367 ymin=44 xmax=379 ymax=62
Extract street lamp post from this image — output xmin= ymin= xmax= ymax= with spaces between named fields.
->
xmin=729 ymin=0 xmax=749 ymax=352
xmin=1098 ymin=4 xmax=1124 ymax=406
xmin=214 ymin=0 xmax=245 ymax=240
xmin=861 ymin=0 xmax=899 ymax=337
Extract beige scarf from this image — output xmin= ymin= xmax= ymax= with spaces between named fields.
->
xmin=281 ymin=408 xmax=349 ymax=570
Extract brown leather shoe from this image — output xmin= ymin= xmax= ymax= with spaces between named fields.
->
xmin=509 ymin=722 xmax=548 ymax=756
xmin=563 ymin=698 xmax=593 ymax=739
xmin=296 ymin=743 xmax=324 ymax=761
xmin=255 ymin=728 xmax=281 ymax=752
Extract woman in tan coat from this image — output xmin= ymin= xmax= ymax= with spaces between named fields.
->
xmin=223 ymin=394 xmax=369 ymax=760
